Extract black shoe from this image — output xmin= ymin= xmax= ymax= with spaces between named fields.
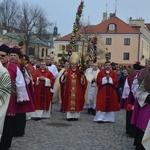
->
xmin=60 ymin=108 xmax=65 ymax=113
xmin=32 ymin=117 xmax=42 ymax=121
xmin=128 ymin=134 xmax=135 ymax=138
xmin=73 ymin=118 xmax=78 ymax=121
xmin=87 ymin=108 xmax=92 ymax=114
xmin=91 ymin=109 xmax=96 ymax=115
xmin=67 ymin=118 xmax=73 ymax=121
xmin=97 ymin=121 xmax=105 ymax=123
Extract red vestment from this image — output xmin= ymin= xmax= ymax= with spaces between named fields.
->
xmin=96 ymin=69 xmax=120 ymax=111
xmin=60 ymin=67 xmax=87 ymax=112
xmin=33 ymin=69 xmax=55 ymax=110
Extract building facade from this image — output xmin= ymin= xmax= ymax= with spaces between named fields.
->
xmin=54 ymin=14 xmax=150 ymax=66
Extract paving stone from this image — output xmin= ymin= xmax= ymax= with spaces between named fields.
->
xmin=11 ymin=103 xmax=135 ymax=150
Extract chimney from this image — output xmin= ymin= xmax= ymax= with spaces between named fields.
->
xmin=2 ymin=30 xmax=7 ymax=35
xmin=102 ymin=12 xmax=107 ymax=22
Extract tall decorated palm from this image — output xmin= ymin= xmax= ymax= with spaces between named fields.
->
xmin=67 ymin=0 xmax=87 ymax=74
xmin=68 ymin=0 xmax=84 ymax=56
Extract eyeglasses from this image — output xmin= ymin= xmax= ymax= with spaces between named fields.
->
xmin=0 ymin=54 xmax=6 ymax=57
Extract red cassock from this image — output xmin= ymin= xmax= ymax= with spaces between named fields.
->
xmin=95 ymin=69 xmax=120 ymax=112
xmin=60 ymin=67 xmax=87 ymax=112
xmin=33 ymin=69 xmax=55 ymax=110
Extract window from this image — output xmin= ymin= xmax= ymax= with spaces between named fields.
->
xmin=106 ymin=38 xmax=112 ymax=45
xmin=41 ymin=48 xmax=44 ymax=57
xmin=66 ymin=44 xmax=69 ymax=52
xmin=72 ymin=45 xmax=79 ymax=52
xmin=46 ymin=48 xmax=48 ymax=56
xmin=59 ymin=45 xmax=64 ymax=51
xmin=29 ymin=47 xmax=35 ymax=55
xmin=109 ymin=24 xmax=115 ymax=30
xmin=124 ymin=38 xmax=130 ymax=45
xmin=123 ymin=53 xmax=130 ymax=60
xmin=58 ymin=53 xmax=68 ymax=57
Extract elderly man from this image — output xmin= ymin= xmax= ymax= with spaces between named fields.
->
xmin=59 ymin=53 xmax=87 ymax=121
xmin=0 ymin=61 xmax=11 ymax=142
xmin=9 ymin=46 xmax=35 ymax=137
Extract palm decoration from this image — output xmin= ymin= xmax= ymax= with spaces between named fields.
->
xmin=0 ymin=72 xmax=11 ymax=105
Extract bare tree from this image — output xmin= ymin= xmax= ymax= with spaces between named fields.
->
xmin=19 ymin=2 xmax=51 ymax=55
xmin=35 ymin=12 xmax=53 ymax=38
xmin=0 ymin=0 xmax=20 ymax=28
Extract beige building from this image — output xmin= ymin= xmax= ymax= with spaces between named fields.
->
xmin=54 ymin=14 xmax=150 ymax=66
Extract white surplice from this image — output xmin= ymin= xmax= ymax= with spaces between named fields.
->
xmin=0 ymin=62 xmax=11 ymax=141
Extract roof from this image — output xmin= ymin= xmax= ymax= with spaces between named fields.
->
xmin=145 ymin=23 xmax=150 ymax=31
xmin=56 ymin=16 xmax=140 ymax=41
xmin=2 ymin=33 xmax=49 ymax=47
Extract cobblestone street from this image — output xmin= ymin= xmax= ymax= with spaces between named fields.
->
xmin=11 ymin=103 xmax=135 ymax=150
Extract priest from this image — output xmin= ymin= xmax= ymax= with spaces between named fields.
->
xmin=94 ymin=61 xmax=120 ymax=123
xmin=32 ymin=61 xmax=55 ymax=120
xmin=59 ymin=53 xmax=87 ymax=121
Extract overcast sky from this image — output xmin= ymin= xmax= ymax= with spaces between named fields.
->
xmin=18 ymin=0 xmax=150 ymax=36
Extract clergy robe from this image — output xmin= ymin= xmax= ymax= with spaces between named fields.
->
xmin=0 ymin=62 xmax=11 ymax=141
xmin=0 ymin=61 xmax=30 ymax=150
xmin=47 ymin=64 xmax=58 ymax=79
xmin=142 ymin=119 xmax=150 ymax=150
xmin=131 ymin=72 xmax=141 ymax=126
xmin=52 ymin=68 xmax=65 ymax=103
xmin=3 ymin=61 xmax=30 ymax=114
xmin=33 ymin=68 xmax=55 ymax=111
xmin=95 ymin=69 xmax=120 ymax=111
xmin=47 ymin=64 xmax=58 ymax=94
xmin=60 ymin=67 xmax=87 ymax=117
xmin=94 ymin=69 xmax=120 ymax=122
xmin=13 ymin=66 xmax=36 ymax=137
xmin=136 ymin=80 xmax=150 ymax=131
xmin=122 ymin=74 xmax=136 ymax=136
xmin=85 ymin=69 xmax=99 ymax=110
xmin=133 ymin=68 xmax=150 ymax=149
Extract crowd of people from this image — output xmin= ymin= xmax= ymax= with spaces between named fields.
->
xmin=0 ymin=44 xmax=150 ymax=150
